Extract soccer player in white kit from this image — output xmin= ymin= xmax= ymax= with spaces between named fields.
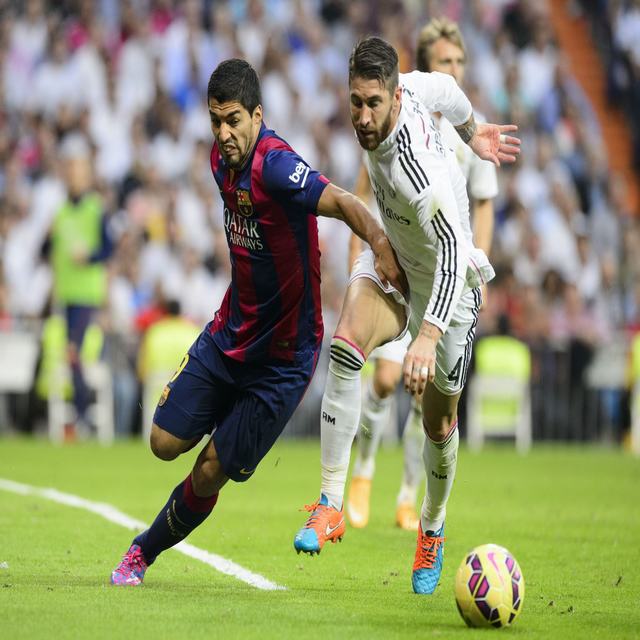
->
xmin=293 ymin=36 xmax=520 ymax=595
xmin=347 ymin=18 xmax=499 ymax=533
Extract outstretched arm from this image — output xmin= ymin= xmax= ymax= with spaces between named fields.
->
xmin=455 ymin=115 xmax=521 ymax=167
xmin=403 ymin=71 xmax=521 ymax=166
xmin=318 ymin=182 xmax=407 ymax=295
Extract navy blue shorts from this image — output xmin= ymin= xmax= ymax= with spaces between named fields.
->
xmin=153 ymin=326 xmax=319 ymax=482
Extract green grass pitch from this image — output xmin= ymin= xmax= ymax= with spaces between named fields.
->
xmin=1 ymin=438 xmax=639 ymax=639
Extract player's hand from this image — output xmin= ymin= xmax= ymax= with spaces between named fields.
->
xmin=402 ymin=322 xmax=442 ymax=396
xmin=469 ymin=124 xmax=520 ymax=167
xmin=372 ymin=234 xmax=408 ymax=296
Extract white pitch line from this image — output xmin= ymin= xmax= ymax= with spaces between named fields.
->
xmin=0 ymin=477 xmax=286 ymax=591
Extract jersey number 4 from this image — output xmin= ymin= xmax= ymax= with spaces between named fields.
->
xmin=447 ymin=356 xmax=463 ymax=386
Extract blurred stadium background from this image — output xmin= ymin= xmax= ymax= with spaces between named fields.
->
xmin=0 ymin=0 xmax=640 ymax=452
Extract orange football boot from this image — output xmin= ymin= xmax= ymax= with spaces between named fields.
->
xmin=346 ymin=476 xmax=372 ymax=528
xmin=293 ymin=494 xmax=345 ymax=555
xmin=395 ymin=502 xmax=419 ymax=531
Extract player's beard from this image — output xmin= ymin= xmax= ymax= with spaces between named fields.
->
xmin=355 ymin=107 xmax=394 ymax=151
xmin=221 ymin=131 xmax=258 ymax=169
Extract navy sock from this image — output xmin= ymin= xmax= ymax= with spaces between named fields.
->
xmin=134 ymin=474 xmax=218 ymax=564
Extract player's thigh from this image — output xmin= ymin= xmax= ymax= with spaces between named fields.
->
xmin=213 ymin=359 xmax=315 ymax=483
xmin=370 ymin=331 xmax=411 ymax=395
xmin=342 ymin=248 xmax=409 ymax=356
xmin=336 ymin=278 xmax=406 ymax=357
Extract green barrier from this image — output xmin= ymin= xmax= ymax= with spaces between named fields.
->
xmin=474 ymin=336 xmax=531 ymax=434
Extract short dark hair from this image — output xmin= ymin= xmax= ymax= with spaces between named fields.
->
xmin=207 ymin=59 xmax=262 ymax=114
xmin=348 ymin=36 xmax=399 ymax=93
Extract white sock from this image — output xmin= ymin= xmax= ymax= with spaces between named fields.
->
xmin=321 ymin=336 xmax=365 ymax=510
xmin=397 ymin=398 xmax=425 ymax=506
xmin=420 ymin=421 xmax=459 ymax=533
xmin=397 ymin=481 xmax=418 ymax=507
xmin=352 ymin=381 xmax=392 ymax=480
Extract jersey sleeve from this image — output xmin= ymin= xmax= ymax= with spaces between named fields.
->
xmin=468 ymin=110 xmax=498 ymax=200
xmin=393 ymin=153 xmax=470 ymax=335
xmin=421 ymin=204 xmax=469 ymax=334
xmin=401 ymin=70 xmax=472 ymax=126
xmin=261 ymin=149 xmax=329 ymax=213
xmin=469 ymin=153 xmax=499 ymax=200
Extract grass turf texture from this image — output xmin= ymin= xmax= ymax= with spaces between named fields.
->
xmin=0 ymin=439 xmax=639 ymax=639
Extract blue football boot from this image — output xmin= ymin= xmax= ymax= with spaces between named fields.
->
xmin=412 ymin=522 xmax=445 ymax=594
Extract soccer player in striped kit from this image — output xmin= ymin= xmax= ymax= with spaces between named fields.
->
xmin=110 ymin=58 xmax=405 ymax=586
xmin=294 ymin=37 xmax=519 ymax=595
xmin=346 ymin=17 xmax=500 ymax=533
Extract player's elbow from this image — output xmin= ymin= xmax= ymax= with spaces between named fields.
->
xmin=317 ymin=183 xmax=348 ymax=220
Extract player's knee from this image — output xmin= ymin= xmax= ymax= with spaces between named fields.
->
xmin=149 ymin=426 xmax=181 ymax=461
xmin=333 ymin=314 xmax=375 ymax=359
xmin=150 ymin=439 xmax=179 ymax=461
xmin=374 ymin=368 xmax=401 ymax=397
xmin=422 ymin=415 xmax=455 ymax=442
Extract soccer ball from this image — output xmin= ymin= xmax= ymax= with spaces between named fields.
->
xmin=454 ymin=543 xmax=525 ymax=628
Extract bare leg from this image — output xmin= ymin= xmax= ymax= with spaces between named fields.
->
xmin=353 ymin=358 xmax=402 ymax=479
xmin=321 ymin=278 xmax=406 ymax=509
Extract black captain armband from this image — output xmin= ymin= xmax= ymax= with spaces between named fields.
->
xmin=454 ymin=114 xmax=477 ymax=144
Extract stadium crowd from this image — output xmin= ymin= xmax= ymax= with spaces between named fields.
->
xmin=0 ymin=0 xmax=638 ymax=439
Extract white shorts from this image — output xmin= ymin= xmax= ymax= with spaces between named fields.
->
xmin=350 ymin=249 xmax=481 ymax=395
xmin=370 ymin=332 xmax=412 ymax=365
xmin=409 ymin=286 xmax=481 ymax=395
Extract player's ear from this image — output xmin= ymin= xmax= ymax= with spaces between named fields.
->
xmin=252 ymin=104 xmax=263 ymax=124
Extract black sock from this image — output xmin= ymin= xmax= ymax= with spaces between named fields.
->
xmin=134 ymin=474 xmax=218 ymax=564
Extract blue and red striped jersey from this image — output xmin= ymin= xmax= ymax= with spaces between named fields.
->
xmin=209 ymin=123 xmax=329 ymax=363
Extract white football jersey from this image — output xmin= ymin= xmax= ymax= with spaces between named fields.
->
xmin=363 ymin=70 xmax=489 ymax=335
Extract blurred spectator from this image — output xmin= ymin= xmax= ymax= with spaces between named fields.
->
xmin=28 ymin=27 xmax=85 ymax=120
xmin=575 ymin=226 xmax=601 ymax=305
xmin=0 ymin=0 xmax=637 ymax=441
xmin=3 ymin=0 xmax=48 ymax=112
xmin=44 ymin=133 xmax=113 ymax=431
